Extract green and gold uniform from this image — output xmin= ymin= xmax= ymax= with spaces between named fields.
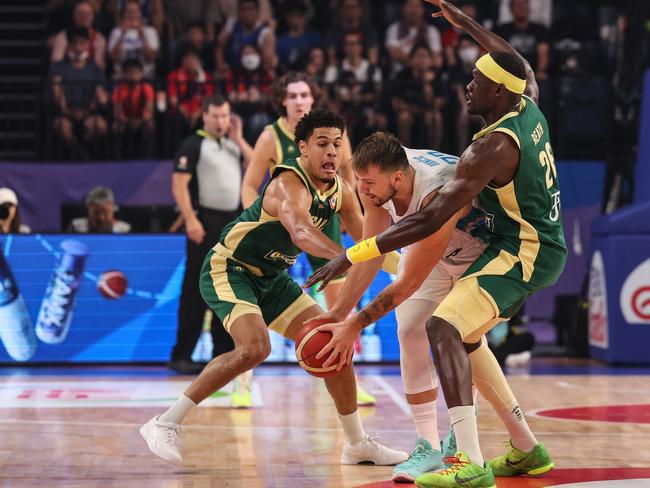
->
xmin=267 ymin=118 xmax=343 ymax=277
xmin=435 ymin=95 xmax=567 ymax=341
xmin=199 ymin=157 xmax=343 ymax=335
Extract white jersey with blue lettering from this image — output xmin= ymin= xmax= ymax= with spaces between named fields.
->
xmin=382 ymin=147 xmax=487 ymax=302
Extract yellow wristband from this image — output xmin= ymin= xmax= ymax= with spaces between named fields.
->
xmin=346 ymin=236 xmax=381 ymax=263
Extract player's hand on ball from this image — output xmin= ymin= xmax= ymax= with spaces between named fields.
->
xmin=315 ymin=320 xmax=358 ymax=371
xmin=303 ymin=253 xmax=352 ymax=291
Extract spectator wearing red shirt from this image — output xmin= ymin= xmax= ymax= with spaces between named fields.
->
xmin=224 ymin=43 xmax=274 ymax=141
xmin=167 ymin=47 xmax=215 ymax=130
xmin=112 ymin=58 xmax=155 ymax=158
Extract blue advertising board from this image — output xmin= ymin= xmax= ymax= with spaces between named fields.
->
xmin=0 ymin=234 xmax=399 ymax=363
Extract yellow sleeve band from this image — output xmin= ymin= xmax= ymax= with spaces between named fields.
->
xmin=346 ymin=236 xmax=381 ymax=263
xmin=475 ymin=53 xmax=526 ymax=95
xmin=381 ymin=251 xmax=400 ymax=275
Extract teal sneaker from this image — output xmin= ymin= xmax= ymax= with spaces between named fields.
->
xmin=488 ymin=440 xmax=554 ymax=477
xmin=415 ymin=452 xmax=496 ymax=488
xmin=392 ymin=438 xmax=445 ymax=483
xmin=441 ymin=427 xmax=457 ymax=459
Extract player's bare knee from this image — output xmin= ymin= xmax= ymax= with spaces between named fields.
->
xmin=426 ymin=317 xmax=461 ymax=348
xmin=238 ymin=338 xmax=271 ymax=368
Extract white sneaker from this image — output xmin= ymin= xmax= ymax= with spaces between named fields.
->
xmin=139 ymin=416 xmax=182 ymax=465
xmin=505 ymin=350 xmax=532 ymax=368
xmin=340 ymin=433 xmax=409 ymax=466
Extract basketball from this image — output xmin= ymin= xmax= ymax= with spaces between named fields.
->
xmin=295 ymin=319 xmax=348 ymax=378
xmin=97 ymin=270 xmax=128 ymax=299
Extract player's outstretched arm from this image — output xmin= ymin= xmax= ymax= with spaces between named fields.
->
xmin=304 ymin=133 xmax=518 ymax=289
xmin=241 ymin=129 xmax=276 ymax=209
xmin=425 ymin=0 xmax=539 ymax=103
xmin=266 ymin=171 xmax=342 ymax=259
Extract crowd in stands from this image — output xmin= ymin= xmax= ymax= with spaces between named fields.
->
xmin=42 ymin=0 xmax=623 ymax=161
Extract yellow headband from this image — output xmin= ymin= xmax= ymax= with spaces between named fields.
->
xmin=475 ymin=53 xmax=526 ymax=95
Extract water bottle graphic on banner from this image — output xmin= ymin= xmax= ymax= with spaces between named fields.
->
xmin=36 ymin=239 xmax=89 ymax=344
xmin=0 ymin=249 xmax=37 ymax=361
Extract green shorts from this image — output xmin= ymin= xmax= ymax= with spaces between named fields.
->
xmin=305 ymin=215 xmax=346 ymax=284
xmin=200 ymin=248 xmax=316 ymax=336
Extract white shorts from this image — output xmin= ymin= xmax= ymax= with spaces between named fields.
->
xmin=398 ymin=229 xmax=487 ymax=304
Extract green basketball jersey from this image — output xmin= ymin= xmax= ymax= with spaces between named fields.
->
xmin=466 ymin=95 xmax=567 ymax=289
xmin=267 ymin=118 xmax=299 ymax=169
xmin=218 ymin=157 xmax=343 ymax=277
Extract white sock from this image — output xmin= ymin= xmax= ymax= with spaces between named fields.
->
xmin=338 ymin=411 xmax=365 ymax=444
xmin=158 ymin=394 xmax=197 ymax=425
xmin=496 ymin=404 xmax=538 ymax=452
xmin=409 ymin=401 xmax=440 ymax=449
xmin=449 ymin=405 xmax=484 ymax=465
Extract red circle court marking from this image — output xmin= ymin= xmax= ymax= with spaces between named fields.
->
xmin=355 ymin=468 xmax=650 ymax=488
xmin=535 ymin=404 xmax=650 ymax=424
xmin=631 ymin=286 xmax=650 ymax=320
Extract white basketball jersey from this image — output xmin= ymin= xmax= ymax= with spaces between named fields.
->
xmin=382 ymin=147 xmax=458 ymax=225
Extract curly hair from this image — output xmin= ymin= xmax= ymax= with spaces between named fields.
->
xmin=270 ymin=71 xmax=322 ymax=117
xmin=294 ymin=108 xmax=345 ymax=144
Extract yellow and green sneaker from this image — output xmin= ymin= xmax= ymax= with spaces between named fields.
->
xmin=356 ymin=384 xmax=376 ymax=406
xmin=489 ymin=440 xmax=554 ymax=477
xmin=230 ymin=371 xmax=253 ymax=408
xmin=415 ymin=452 xmax=496 ymax=488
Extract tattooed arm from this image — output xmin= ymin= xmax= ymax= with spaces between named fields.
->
xmin=315 ymin=194 xmax=470 ymax=370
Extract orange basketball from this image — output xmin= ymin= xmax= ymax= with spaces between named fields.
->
xmin=97 ymin=270 xmax=128 ymax=299
xmin=295 ymin=319 xmax=348 ymax=378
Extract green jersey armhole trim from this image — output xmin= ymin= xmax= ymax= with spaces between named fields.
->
xmin=472 ymin=97 xmax=526 ymax=142
xmin=493 ymin=127 xmax=521 ymax=149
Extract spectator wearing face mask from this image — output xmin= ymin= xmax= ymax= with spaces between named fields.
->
xmin=50 ymin=0 xmax=107 ymax=70
xmin=224 ymin=43 xmax=274 ymax=141
xmin=440 ymin=0 xmax=478 ymax=66
xmin=448 ymin=34 xmax=484 ymax=154
xmin=0 ymin=188 xmax=31 ymax=234
xmin=68 ymin=186 xmax=131 ymax=234
xmin=217 ymin=0 xmax=276 ymax=76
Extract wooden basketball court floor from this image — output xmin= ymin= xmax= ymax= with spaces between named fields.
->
xmin=2 ymin=360 xmax=650 ymax=488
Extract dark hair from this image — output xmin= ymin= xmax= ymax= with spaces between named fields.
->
xmin=490 ymin=51 xmax=526 ymax=80
xmin=409 ymin=42 xmax=432 ymax=58
xmin=122 ymin=58 xmax=143 ymax=71
xmin=201 ymin=94 xmax=228 ymax=112
xmin=185 ymin=20 xmax=205 ymax=32
xmin=294 ymin=108 xmax=345 ymax=144
xmin=238 ymin=0 xmax=259 ymax=7
xmin=270 ymin=72 xmax=321 ymax=117
xmin=180 ymin=45 xmax=200 ymax=60
xmin=353 ymin=132 xmax=408 ymax=172
xmin=66 ymin=26 xmax=89 ymax=42
xmin=283 ymin=0 xmax=307 ymax=16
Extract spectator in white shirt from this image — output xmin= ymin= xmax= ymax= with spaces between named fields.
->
xmin=108 ymin=0 xmax=160 ymax=78
xmin=384 ymin=0 xmax=443 ymax=77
